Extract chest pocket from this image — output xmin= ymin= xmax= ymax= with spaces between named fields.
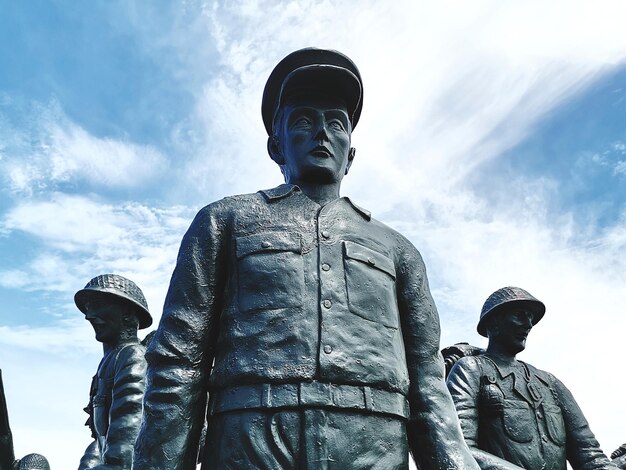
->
xmin=343 ymin=241 xmax=398 ymax=329
xmin=502 ymin=399 xmax=534 ymax=443
xmin=236 ymin=232 xmax=304 ymax=313
xmin=543 ymin=403 xmax=566 ymax=446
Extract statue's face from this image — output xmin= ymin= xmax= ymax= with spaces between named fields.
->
xmin=84 ymin=298 xmax=125 ymax=344
xmin=276 ymin=97 xmax=352 ymax=186
xmin=489 ymin=309 xmax=534 ymax=354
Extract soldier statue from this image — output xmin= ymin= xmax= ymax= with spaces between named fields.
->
xmin=75 ymin=274 xmax=152 ymax=470
xmin=12 ymin=453 xmax=50 ymax=470
xmin=132 ymin=48 xmax=478 ymax=469
xmin=447 ymin=286 xmax=623 ymax=470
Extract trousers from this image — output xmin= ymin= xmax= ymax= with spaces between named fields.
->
xmin=202 ymin=408 xmax=408 ymax=470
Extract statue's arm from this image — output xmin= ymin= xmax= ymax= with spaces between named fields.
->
xmin=447 ymin=359 xmax=524 ymax=470
xmin=97 ymin=345 xmax=147 ymax=469
xmin=78 ymin=440 xmax=101 ymax=470
xmin=550 ymin=375 xmax=617 ymax=470
xmin=133 ymin=204 xmax=228 ymax=470
xmin=397 ymin=241 xmax=479 ymax=470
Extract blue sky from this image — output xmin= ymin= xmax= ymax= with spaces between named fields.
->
xmin=1 ymin=1 xmax=625 ymax=468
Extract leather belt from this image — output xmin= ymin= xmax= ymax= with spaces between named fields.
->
xmin=208 ymin=381 xmax=409 ymax=419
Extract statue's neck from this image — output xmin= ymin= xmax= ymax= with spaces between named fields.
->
xmin=292 ymin=181 xmax=341 ymax=207
xmin=102 ymin=333 xmax=137 ymax=356
xmin=486 ymin=343 xmax=518 ymax=363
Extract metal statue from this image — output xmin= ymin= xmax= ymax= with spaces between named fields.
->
xmin=132 ymin=48 xmax=479 ymax=470
xmin=447 ymin=286 xmax=622 ymax=470
xmin=76 ymin=274 xmax=152 ymax=470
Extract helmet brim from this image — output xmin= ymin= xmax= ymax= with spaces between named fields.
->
xmin=75 ymin=288 xmax=153 ymax=329
xmin=477 ymin=298 xmax=545 ymax=337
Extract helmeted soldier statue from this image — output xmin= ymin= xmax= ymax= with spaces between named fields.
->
xmin=76 ymin=274 xmax=152 ymax=470
xmin=13 ymin=453 xmax=51 ymax=470
xmin=446 ymin=286 xmax=622 ymax=470
xmin=132 ymin=48 xmax=479 ymax=470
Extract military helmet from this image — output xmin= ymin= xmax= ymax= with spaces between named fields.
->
xmin=14 ymin=454 xmax=50 ymax=470
xmin=262 ymin=47 xmax=363 ymax=136
xmin=477 ymin=286 xmax=545 ymax=337
xmin=75 ymin=274 xmax=152 ymax=329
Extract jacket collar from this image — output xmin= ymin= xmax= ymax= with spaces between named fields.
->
xmin=258 ymin=184 xmax=371 ymax=221
xmin=485 ymin=354 xmax=537 ymax=405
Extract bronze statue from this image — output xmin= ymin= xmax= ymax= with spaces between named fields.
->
xmin=12 ymin=454 xmax=50 ymax=470
xmin=1 ymin=369 xmax=15 ymax=470
xmin=446 ymin=286 xmax=622 ymax=470
xmin=76 ymin=274 xmax=152 ymax=470
xmin=133 ymin=48 xmax=478 ymax=469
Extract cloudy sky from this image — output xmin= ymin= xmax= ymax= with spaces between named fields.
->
xmin=1 ymin=1 xmax=625 ymax=468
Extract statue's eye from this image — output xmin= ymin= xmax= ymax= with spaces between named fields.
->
xmin=293 ymin=117 xmax=311 ymax=127
xmin=328 ymin=120 xmax=345 ymax=131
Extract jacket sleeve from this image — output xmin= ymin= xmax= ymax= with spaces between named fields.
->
xmin=395 ymin=240 xmax=479 ymax=469
xmin=446 ymin=357 xmax=481 ymax=448
xmin=102 ymin=344 xmax=147 ymax=468
xmin=447 ymin=358 xmax=524 ymax=470
xmin=78 ymin=440 xmax=101 ymax=470
xmin=133 ymin=204 xmax=228 ymax=470
xmin=550 ymin=375 xmax=617 ymax=470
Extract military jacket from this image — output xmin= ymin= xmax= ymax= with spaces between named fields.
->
xmin=79 ymin=341 xmax=146 ymax=470
xmin=134 ymin=185 xmax=472 ymax=469
xmin=447 ymin=354 xmax=616 ymax=470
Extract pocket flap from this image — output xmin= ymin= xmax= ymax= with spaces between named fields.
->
xmin=236 ymin=232 xmax=302 ymax=259
xmin=343 ymin=241 xmax=396 ymax=279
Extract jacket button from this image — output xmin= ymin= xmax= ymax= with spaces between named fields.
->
xmin=322 ymin=263 xmax=330 ymax=271
xmin=324 ymin=345 xmax=332 ymax=354
xmin=321 ymin=230 xmax=330 ymax=238
xmin=323 ymin=300 xmax=332 ymax=309
xmin=367 ymin=257 xmax=376 ymax=265
xmin=261 ymin=241 xmax=271 ymax=248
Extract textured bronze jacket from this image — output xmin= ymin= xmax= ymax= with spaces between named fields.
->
xmin=79 ymin=340 xmax=146 ymax=470
xmin=134 ymin=185 xmax=477 ymax=469
xmin=447 ymin=354 xmax=616 ymax=470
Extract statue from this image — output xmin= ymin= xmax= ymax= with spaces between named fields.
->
xmin=12 ymin=454 xmax=50 ymax=470
xmin=132 ymin=48 xmax=479 ymax=469
xmin=1 ymin=371 xmax=51 ymax=470
xmin=613 ymin=445 xmax=626 ymax=468
xmin=75 ymin=274 xmax=152 ymax=470
xmin=446 ymin=286 xmax=622 ymax=469
xmin=1 ymin=369 xmax=15 ymax=470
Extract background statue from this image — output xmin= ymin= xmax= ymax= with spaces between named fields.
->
xmin=446 ymin=286 xmax=623 ymax=469
xmin=75 ymin=274 xmax=152 ymax=470
xmin=12 ymin=453 xmax=50 ymax=470
xmin=1 ymin=371 xmax=51 ymax=470
xmin=1 ymin=370 xmax=14 ymax=470
xmin=613 ymin=445 xmax=626 ymax=468
xmin=132 ymin=48 xmax=479 ymax=469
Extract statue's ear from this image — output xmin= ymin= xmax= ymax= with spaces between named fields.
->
xmin=267 ymin=136 xmax=283 ymax=165
xmin=345 ymin=147 xmax=356 ymax=175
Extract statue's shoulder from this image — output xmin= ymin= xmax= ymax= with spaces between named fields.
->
xmin=193 ymin=191 xmax=267 ymax=223
xmin=455 ymin=354 xmax=486 ymax=372
xmin=115 ymin=341 xmax=147 ymax=365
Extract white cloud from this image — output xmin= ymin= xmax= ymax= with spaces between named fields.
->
xmin=3 ymin=1 xmax=626 ymax=468
xmin=0 ymin=194 xmax=195 ymax=323
xmin=0 ymin=100 xmax=169 ymax=196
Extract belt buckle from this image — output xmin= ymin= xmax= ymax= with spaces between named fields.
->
xmin=300 ymin=381 xmax=333 ymax=407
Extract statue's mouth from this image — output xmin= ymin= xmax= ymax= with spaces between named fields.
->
xmin=310 ymin=146 xmax=331 ymax=158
